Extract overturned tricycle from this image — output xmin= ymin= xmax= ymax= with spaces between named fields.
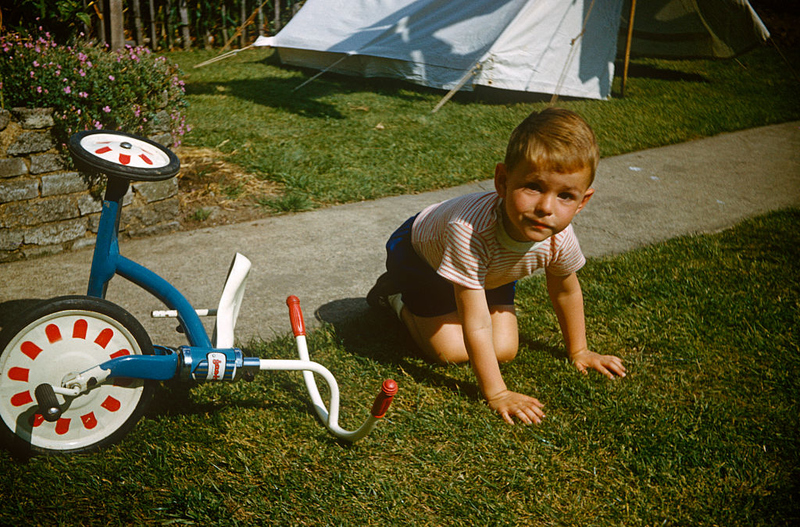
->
xmin=0 ymin=130 xmax=396 ymax=454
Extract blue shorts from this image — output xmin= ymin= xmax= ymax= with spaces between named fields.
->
xmin=385 ymin=214 xmax=516 ymax=317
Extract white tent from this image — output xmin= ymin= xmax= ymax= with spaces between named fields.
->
xmin=254 ymin=0 xmax=769 ymax=101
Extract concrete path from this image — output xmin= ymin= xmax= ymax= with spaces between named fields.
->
xmin=1 ymin=121 xmax=798 ymax=347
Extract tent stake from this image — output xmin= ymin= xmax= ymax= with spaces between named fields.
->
xmin=621 ymin=0 xmax=637 ymax=97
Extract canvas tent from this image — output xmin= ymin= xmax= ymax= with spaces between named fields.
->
xmin=254 ymin=0 xmax=769 ymax=101
xmin=619 ymin=0 xmax=770 ymax=60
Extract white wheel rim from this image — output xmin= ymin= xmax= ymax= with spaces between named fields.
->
xmin=79 ymin=133 xmax=172 ymax=169
xmin=0 ymin=310 xmax=147 ymax=451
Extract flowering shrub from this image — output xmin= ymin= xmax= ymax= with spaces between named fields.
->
xmin=0 ymin=30 xmax=189 ymax=148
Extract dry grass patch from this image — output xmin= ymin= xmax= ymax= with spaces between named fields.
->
xmin=175 ymin=146 xmax=281 ymax=228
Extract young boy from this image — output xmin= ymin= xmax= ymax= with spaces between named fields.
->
xmin=367 ymin=107 xmax=626 ymax=425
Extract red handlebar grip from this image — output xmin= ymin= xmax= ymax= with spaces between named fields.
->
xmin=370 ymin=379 xmax=398 ymax=418
xmin=286 ymin=295 xmax=306 ymax=337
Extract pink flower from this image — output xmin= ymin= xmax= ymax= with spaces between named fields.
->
xmin=103 ymin=106 xmax=111 ymax=113
xmin=36 ymin=86 xmax=42 ymax=93
xmin=108 ymin=75 xmax=115 ymax=81
xmin=64 ymin=86 xmax=71 ymax=94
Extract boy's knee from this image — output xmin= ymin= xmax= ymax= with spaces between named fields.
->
xmin=428 ymin=345 xmax=469 ymax=365
xmin=494 ymin=329 xmax=519 ymax=363
xmin=496 ymin=344 xmax=518 ymax=363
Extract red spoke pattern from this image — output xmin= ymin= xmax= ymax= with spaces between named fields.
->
xmin=93 ymin=141 xmax=157 ymax=166
xmin=6 ymin=318 xmax=132 ymax=437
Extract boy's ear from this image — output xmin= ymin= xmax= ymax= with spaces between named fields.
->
xmin=494 ymin=163 xmax=508 ymax=196
xmin=576 ymin=188 xmax=595 ymax=213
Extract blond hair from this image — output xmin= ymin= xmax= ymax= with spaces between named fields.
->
xmin=504 ymin=107 xmax=599 ymax=184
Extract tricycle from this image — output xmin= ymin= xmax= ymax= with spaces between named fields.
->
xmin=0 ymin=130 xmax=396 ymax=454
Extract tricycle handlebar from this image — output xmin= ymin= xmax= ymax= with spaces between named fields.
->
xmin=283 ymin=295 xmax=396 ymax=441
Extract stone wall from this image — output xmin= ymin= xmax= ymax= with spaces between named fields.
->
xmin=0 ymin=108 xmax=180 ymax=262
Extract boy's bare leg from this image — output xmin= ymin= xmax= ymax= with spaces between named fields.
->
xmin=400 ymin=305 xmax=518 ymax=365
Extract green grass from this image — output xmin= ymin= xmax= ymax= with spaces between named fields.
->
xmin=2 ymin=208 xmax=798 ymax=525
xmin=168 ymin=44 xmax=800 ymax=210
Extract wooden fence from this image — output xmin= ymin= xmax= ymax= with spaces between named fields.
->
xmin=90 ymin=0 xmax=301 ymax=51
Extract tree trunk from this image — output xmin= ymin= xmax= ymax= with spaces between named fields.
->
xmin=165 ymin=0 xmax=173 ymax=50
xmin=240 ymin=0 xmax=247 ymax=48
xmin=274 ymin=0 xmax=281 ymax=32
xmin=221 ymin=2 xmax=229 ymax=45
xmin=97 ymin=0 xmax=107 ymax=46
xmin=179 ymin=0 xmax=191 ymax=50
xmin=108 ymin=0 xmax=125 ymax=50
xmin=148 ymin=0 xmax=157 ymax=49
xmin=133 ymin=0 xmax=144 ymax=46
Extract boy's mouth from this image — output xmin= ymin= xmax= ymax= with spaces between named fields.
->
xmin=525 ymin=218 xmax=551 ymax=230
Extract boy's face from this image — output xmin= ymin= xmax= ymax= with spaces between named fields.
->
xmin=494 ymin=160 xmax=594 ymax=243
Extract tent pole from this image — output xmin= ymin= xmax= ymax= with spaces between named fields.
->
xmin=193 ymin=46 xmax=253 ymax=69
xmin=621 ymin=0 xmax=637 ymax=97
xmin=431 ymin=63 xmax=481 ymax=113
xmin=293 ymin=54 xmax=352 ymax=91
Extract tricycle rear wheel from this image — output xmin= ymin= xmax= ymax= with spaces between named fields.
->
xmin=0 ymin=296 xmax=156 ymax=455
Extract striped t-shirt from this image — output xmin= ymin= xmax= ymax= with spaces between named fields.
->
xmin=411 ymin=192 xmax=585 ymax=290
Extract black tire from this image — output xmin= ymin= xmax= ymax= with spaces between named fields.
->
xmin=68 ymin=129 xmax=180 ymax=181
xmin=0 ymin=296 xmax=156 ymax=455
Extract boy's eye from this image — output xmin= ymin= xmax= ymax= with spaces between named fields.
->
xmin=558 ymin=192 xmax=576 ymax=201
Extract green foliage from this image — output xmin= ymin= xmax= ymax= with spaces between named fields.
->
xmin=0 ymin=30 xmax=189 ymax=147
xmin=2 ymin=0 xmax=92 ymax=43
xmin=2 ymin=1 xmax=303 ymax=51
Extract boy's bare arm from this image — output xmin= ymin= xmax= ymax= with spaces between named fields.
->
xmin=545 ymin=270 xmax=626 ymax=379
xmin=454 ymin=284 xmax=545 ymax=424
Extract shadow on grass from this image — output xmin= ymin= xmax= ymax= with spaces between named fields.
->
xmin=188 ymin=52 xmax=714 ymax=119
xmin=314 ymin=297 xmax=572 ymax=402
xmin=519 ymin=334 xmax=568 ymax=362
xmin=143 ymin=376 xmax=315 ymax=421
xmin=189 ymin=52 xmax=571 ymax=117
xmin=186 ymin=77 xmax=347 ymax=119
xmin=316 ymin=297 xmax=483 ymax=399
xmin=187 ymin=57 xmax=442 ymax=119
xmin=624 ymin=61 xmax=709 ymax=83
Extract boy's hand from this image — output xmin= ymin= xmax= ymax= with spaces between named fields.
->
xmin=570 ymin=349 xmax=626 ymax=379
xmin=486 ymin=390 xmax=545 ymax=425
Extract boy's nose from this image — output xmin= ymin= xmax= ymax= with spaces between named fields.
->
xmin=535 ymin=194 xmax=555 ymax=215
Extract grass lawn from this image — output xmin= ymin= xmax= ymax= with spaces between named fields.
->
xmin=166 ymin=43 xmax=799 ymax=220
xmin=1 ymin=208 xmax=797 ymax=525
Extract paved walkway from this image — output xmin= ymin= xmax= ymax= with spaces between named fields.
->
xmin=1 ymin=121 xmax=798 ymax=347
